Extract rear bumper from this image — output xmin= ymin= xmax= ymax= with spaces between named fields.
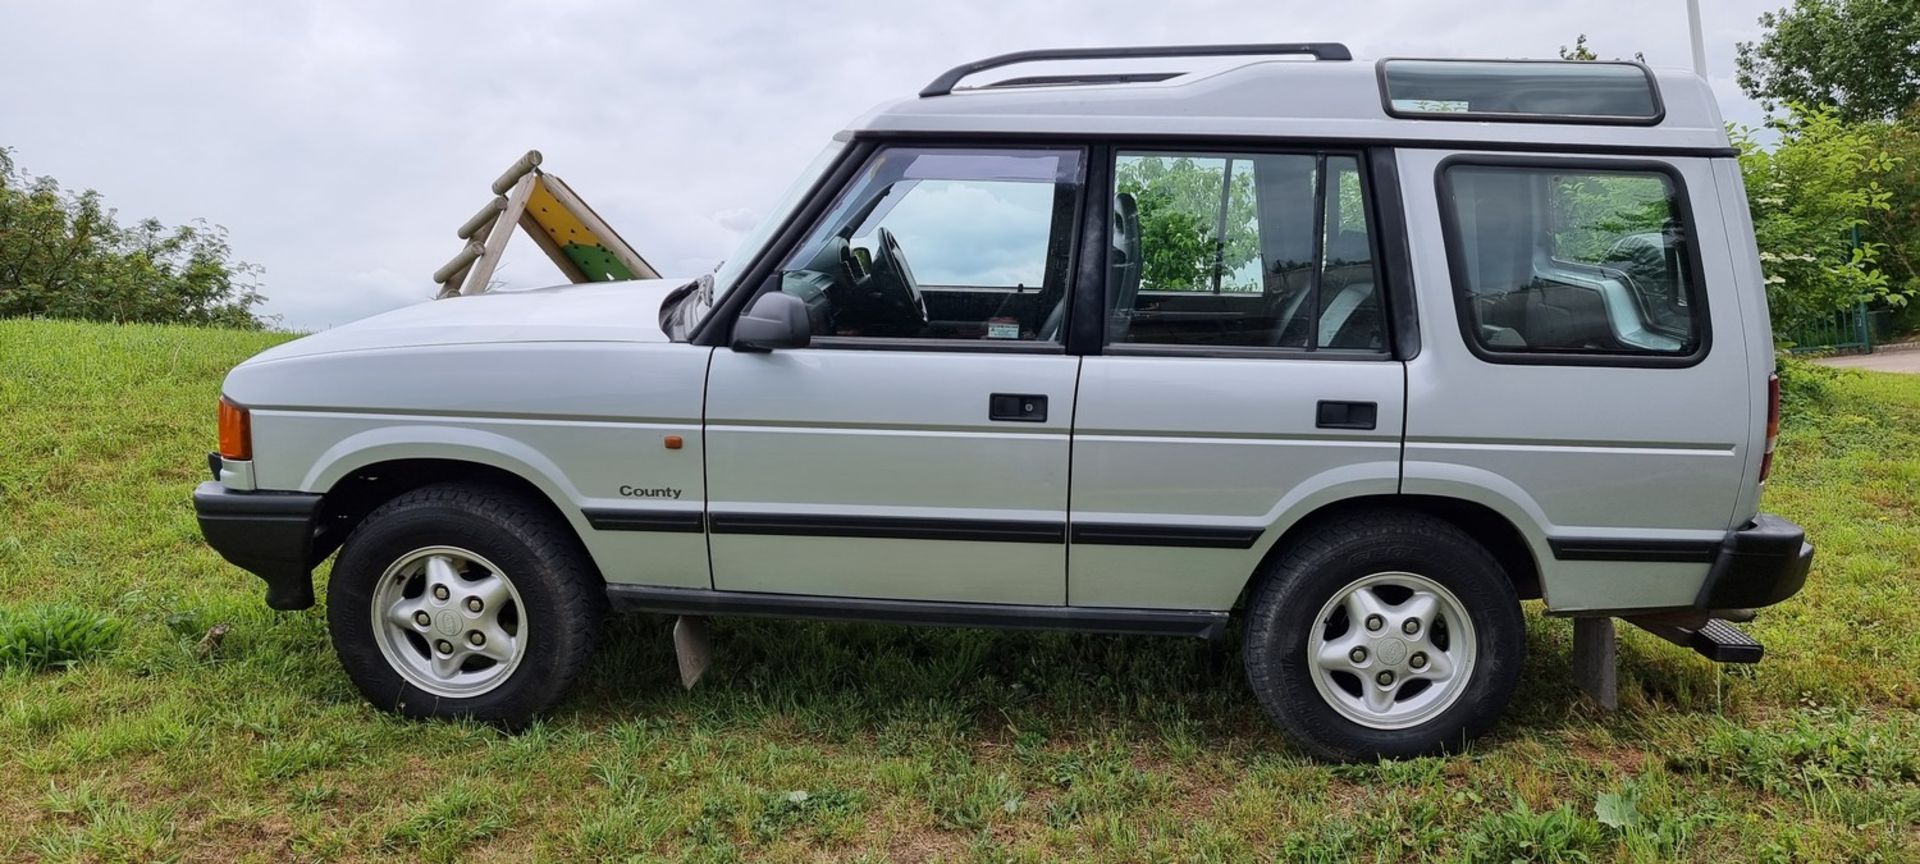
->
xmin=193 ymin=480 xmax=324 ymax=610
xmin=1696 ymin=513 xmax=1813 ymax=610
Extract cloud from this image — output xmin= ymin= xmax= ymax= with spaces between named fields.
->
xmin=0 ymin=0 xmax=1781 ymax=329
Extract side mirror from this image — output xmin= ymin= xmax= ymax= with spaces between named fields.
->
xmin=731 ymin=291 xmax=811 ymax=351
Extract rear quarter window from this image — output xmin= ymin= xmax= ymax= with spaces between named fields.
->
xmin=1437 ymin=158 xmax=1708 ymax=367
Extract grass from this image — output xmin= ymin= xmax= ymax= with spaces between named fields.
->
xmin=0 ymin=317 xmax=1916 ymax=862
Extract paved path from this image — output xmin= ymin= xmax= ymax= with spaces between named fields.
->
xmin=1813 ymin=346 xmax=1920 ymax=373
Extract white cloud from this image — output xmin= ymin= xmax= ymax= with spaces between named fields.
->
xmin=0 ymin=0 xmax=1783 ymax=329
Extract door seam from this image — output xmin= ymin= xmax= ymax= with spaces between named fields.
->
xmin=1065 ymin=355 xmax=1083 ymax=606
xmin=700 ymin=346 xmax=717 ymax=590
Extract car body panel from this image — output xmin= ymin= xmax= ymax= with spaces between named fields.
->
xmin=1067 ymin=355 xmax=1404 ymax=609
xmin=224 ymin=293 xmax=716 ymax=591
xmin=1396 ymin=149 xmax=1753 ymax=611
xmin=704 ymin=347 xmax=1078 ymax=604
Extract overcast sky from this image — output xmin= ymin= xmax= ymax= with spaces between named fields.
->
xmin=0 ymin=0 xmax=1785 ymax=330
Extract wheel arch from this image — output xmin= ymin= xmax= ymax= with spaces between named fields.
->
xmin=1238 ymin=494 xmax=1544 ymax=609
xmin=313 ymin=457 xmax=591 ymax=574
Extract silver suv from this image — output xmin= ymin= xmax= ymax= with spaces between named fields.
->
xmin=193 ymin=45 xmax=1812 ymax=760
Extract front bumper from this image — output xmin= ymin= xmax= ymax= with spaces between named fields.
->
xmin=193 ymin=480 xmax=325 ymax=610
xmin=1696 ymin=513 xmax=1814 ymax=610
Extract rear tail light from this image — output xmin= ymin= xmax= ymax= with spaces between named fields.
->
xmin=218 ymin=397 xmax=252 ymax=460
xmin=1758 ymin=373 xmax=1780 ymax=482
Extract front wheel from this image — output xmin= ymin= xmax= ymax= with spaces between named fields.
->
xmin=327 ymin=483 xmax=604 ymax=728
xmin=1242 ymin=510 xmax=1525 ymax=761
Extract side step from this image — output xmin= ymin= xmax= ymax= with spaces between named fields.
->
xmin=1628 ymin=616 xmax=1765 ymax=664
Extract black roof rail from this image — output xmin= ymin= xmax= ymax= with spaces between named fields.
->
xmin=919 ymin=43 xmax=1353 ymax=98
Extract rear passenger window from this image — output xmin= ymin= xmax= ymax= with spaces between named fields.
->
xmin=1109 ymin=151 xmax=1385 ymax=351
xmin=1441 ymin=162 xmax=1704 ymax=361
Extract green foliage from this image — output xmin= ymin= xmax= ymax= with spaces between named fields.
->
xmin=1736 ymin=0 xmax=1920 ymax=122
xmin=1460 ymin=798 xmax=1606 ymax=863
xmin=1861 ymin=120 xmax=1920 ymax=301
xmin=1559 ymin=35 xmax=1599 ymax=61
xmin=1114 ymin=155 xmax=1260 ymax=292
xmin=1593 ymin=775 xmax=1718 ymax=859
xmin=1775 ymin=352 xmax=1842 ymax=408
xmin=0 ymin=147 xmax=266 ymax=328
xmin=0 ymin=604 xmax=124 ymax=672
xmin=1550 ymin=174 xmax=1673 ymax=261
xmin=1558 ymin=33 xmax=1646 ymax=63
xmin=751 ymin=787 xmax=863 ymax=842
xmin=1734 ymin=106 xmax=1904 ymax=333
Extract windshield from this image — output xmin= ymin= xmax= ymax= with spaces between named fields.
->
xmin=709 ymin=141 xmax=845 ymax=303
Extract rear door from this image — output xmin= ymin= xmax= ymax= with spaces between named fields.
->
xmin=1068 ymin=147 xmax=1406 ymax=610
xmin=1397 ymin=150 xmax=1750 ymax=612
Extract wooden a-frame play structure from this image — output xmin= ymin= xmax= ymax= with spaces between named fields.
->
xmin=434 ymin=151 xmax=660 ymax=298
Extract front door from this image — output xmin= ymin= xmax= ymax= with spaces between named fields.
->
xmin=705 ymin=144 xmax=1089 ymax=605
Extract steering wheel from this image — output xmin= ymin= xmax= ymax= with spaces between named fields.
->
xmin=870 ymin=227 xmax=929 ymax=331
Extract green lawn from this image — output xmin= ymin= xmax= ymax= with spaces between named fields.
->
xmin=0 ymin=318 xmax=1915 ymax=863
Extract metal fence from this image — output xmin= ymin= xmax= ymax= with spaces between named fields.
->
xmin=1786 ymin=303 xmax=1874 ymax=354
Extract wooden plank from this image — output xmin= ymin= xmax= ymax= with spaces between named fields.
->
xmin=1573 ymin=617 xmax=1618 ymax=710
xmin=459 ymin=172 xmax=536 ymax=295
xmin=518 ymin=209 xmax=590 ymax=283
xmin=538 ymin=173 xmax=661 ymax=279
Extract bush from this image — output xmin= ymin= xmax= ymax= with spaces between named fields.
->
xmin=1735 ymin=106 xmax=1903 ymax=334
xmin=1776 ymin=352 xmax=1842 ymax=411
xmin=0 ymin=604 xmax=125 ymax=672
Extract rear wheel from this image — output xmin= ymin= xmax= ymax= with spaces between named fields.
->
xmin=327 ymin=483 xmax=603 ymax=728
xmin=1242 ymin=510 xmax=1524 ymax=761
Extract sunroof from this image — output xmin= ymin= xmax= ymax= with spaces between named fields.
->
xmin=1380 ymin=59 xmax=1662 ymax=124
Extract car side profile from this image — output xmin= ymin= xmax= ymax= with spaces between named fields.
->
xmin=193 ymin=44 xmax=1813 ymax=761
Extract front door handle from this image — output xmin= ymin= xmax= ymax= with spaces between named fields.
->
xmin=1316 ymin=400 xmax=1377 ymax=430
xmin=989 ymin=393 xmax=1047 ymax=422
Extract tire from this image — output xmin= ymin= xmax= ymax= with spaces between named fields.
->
xmin=1242 ymin=509 xmax=1524 ymax=761
xmin=327 ymin=482 xmax=604 ymax=729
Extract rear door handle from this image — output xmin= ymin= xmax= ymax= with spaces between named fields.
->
xmin=1316 ymin=400 xmax=1377 ymax=430
xmin=989 ymin=393 xmax=1048 ymax=422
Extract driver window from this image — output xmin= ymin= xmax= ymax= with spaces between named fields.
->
xmin=776 ymin=146 xmax=1085 ymax=342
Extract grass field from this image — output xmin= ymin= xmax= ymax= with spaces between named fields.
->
xmin=0 ymin=318 xmax=1916 ymax=863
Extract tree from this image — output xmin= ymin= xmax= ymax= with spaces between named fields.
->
xmin=1114 ymin=156 xmax=1260 ymax=292
xmin=1558 ymin=34 xmax=1645 ymax=63
xmin=0 ymin=148 xmax=266 ymax=328
xmin=1862 ymin=121 xmax=1920 ymax=299
xmin=1733 ymin=106 xmax=1904 ymax=333
xmin=1736 ymin=0 xmax=1920 ymax=122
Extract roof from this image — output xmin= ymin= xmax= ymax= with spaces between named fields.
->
xmin=848 ymin=49 xmax=1731 ymax=153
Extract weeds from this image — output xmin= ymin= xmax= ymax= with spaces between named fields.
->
xmin=0 ymin=604 xmax=123 ymax=672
